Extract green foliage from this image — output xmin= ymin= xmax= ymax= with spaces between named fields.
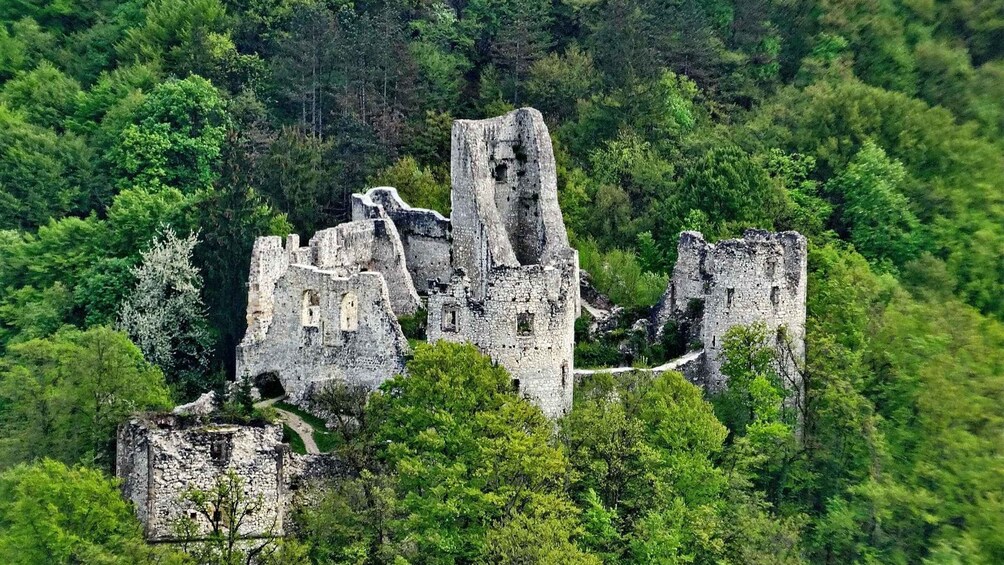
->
xmin=369 ymin=156 xmax=450 ymax=216
xmin=0 ymin=326 xmax=171 ymax=470
xmin=1 ymin=0 xmax=1004 ymax=561
xmin=298 ymin=342 xmax=590 ymax=562
xmin=110 ymin=76 xmax=228 ymax=193
xmin=561 ymin=371 xmax=802 ymax=563
xmin=396 ymin=308 xmax=427 ymax=341
xmin=0 ymin=459 xmax=185 ymax=564
xmin=577 ymin=239 xmax=667 ymax=308
xmin=283 ymin=424 xmax=306 ymax=455
xmin=828 ymin=141 xmax=926 ymax=268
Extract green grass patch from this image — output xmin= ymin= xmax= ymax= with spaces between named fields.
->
xmin=314 ymin=430 xmax=343 ymax=453
xmin=282 ymin=424 xmax=306 ymax=455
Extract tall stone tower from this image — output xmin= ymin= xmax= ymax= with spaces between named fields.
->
xmin=426 ymin=108 xmax=580 ymax=418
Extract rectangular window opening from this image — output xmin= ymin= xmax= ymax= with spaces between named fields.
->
xmin=517 ymin=312 xmax=534 ymax=336
xmin=442 ymin=305 xmax=458 ymax=332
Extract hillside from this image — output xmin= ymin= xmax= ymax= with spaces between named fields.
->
xmin=0 ymin=0 xmax=1002 ymax=563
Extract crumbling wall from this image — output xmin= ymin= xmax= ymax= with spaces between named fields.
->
xmin=428 ymin=255 xmax=579 ymax=418
xmin=116 ymin=416 xmax=286 ymax=542
xmin=428 ymin=108 xmax=579 ymax=418
xmin=352 ymin=187 xmax=452 ymax=292
xmin=237 ymin=268 xmax=408 ymax=407
xmin=308 ymin=220 xmax=421 ymax=315
xmin=450 ymin=108 xmax=570 ymax=299
xmin=116 ymin=416 xmax=347 ymax=543
xmin=652 ymin=230 xmax=807 ymax=392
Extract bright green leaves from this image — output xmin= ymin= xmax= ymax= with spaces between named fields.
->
xmin=300 ymin=342 xmax=590 ymax=563
xmin=828 ymin=141 xmax=926 ymax=268
xmin=0 ymin=460 xmax=183 ymax=564
xmin=110 ymin=76 xmax=229 ymax=194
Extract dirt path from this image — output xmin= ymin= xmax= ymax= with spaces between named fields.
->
xmin=255 ymin=397 xmax=319 ymax=454
xmin=574 ymin=348 xmax=705 ymax=376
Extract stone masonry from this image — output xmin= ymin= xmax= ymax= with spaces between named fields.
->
xmin=426 ymin=108 xmax=580 ymax=418
xmin=237 ymin=232 xmax=409 ymax=407
xmin=239 ymin=109 xmax=580 ymax=419
xmin=116 ymin=415 xmax=287 ymax=542
xmin=351 ymin=187 xmax=452 ymax=293
xmin=116 ymin=414 xmax=343 ymax=542
xmin=651 ymin=229 xmax=807 ymax=393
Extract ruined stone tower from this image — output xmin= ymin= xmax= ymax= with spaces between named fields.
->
xmin=652 ymin=229 xmax=807 ymax=394
xmin=426 ymin=108 xmax=580 ymax=418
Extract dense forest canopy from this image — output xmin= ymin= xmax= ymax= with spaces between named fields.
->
xmin=0 ymin=0 xmax=1002 ymax=562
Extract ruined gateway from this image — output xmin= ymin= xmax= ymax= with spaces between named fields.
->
xmin=118 ymin=108 xmax=807 ymax=543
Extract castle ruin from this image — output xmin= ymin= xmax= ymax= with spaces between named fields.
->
xmin=116 ymin=414 xmax=340 ymax=542
xmin=236 ymin=108 xmax=579 ymax=418
xmin=118 ymin=108 xmax=809 ymax=546
xmin=651 ymin=229 xmax=807 ymax=394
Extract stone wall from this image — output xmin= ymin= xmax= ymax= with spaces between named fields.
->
xmin=116 ymin=415 xmax=287 ymax=542
xmin=237 ymin=266 xmax=408 ymax=407
xmin=449 ymin=108 xmax=570 ymax=299
xmin=652 ymin=229 xmax=807 ymax=392
xmin=308 ymin=219 xmax=421 ymax=316
xmin=117 ymin=415 xmax=346 ymax=543
xmin=427 ymin=108 xmax=579 ymax=418
xmin=428 ymin=256 xmax=579 ymax=418
xmin=351 ymin=187 xmax=452 ymax=293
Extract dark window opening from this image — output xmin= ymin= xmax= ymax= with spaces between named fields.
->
xmin=493 ymin=163 xmax=508 ymax=182
xmin=561 ymin=362 xmax=568 ymax=389
xmin=770 ymin=286 xmax=780 ymax=308
xmin=517 ymin=312 xmax=534 ymax=336
xmin=209 ymin=437 xmax=231 ymax=466
xmin=512 ymin=378 xmax=520 ymax=393
xmin=726 ymin=288 xmax=735 ymax=308
xmin=442 ymin=305 xmax=458 ymax=332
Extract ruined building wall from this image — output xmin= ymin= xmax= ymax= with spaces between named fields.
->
xmin=450 ymin=108 xmax=570 ymax=300
xmin=427 ymin=258 xmax=578 ymax=418
xmin=238 ymin=250 xmax=408 ymax=406
xmin=428 ymin=108 xmax=579 ymax=418
xmin=652 ymin=230 xmax=807 ymax=392
xmin=352 ymin=187 xmax=452 ymax=293
xmin=308 ymin=220 xmax=421 ymax=315
xmin=116 ymin=416 xmax=287 ymax=542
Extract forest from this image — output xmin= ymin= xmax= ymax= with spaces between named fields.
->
xmin=0 ymin=0 xmax=1002 ymax=562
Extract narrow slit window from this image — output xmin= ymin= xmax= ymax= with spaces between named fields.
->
xmin=770 ymin=286 xmax=780 ymax=309
xmin=726 ymin=288 xmax=735 ymax=308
